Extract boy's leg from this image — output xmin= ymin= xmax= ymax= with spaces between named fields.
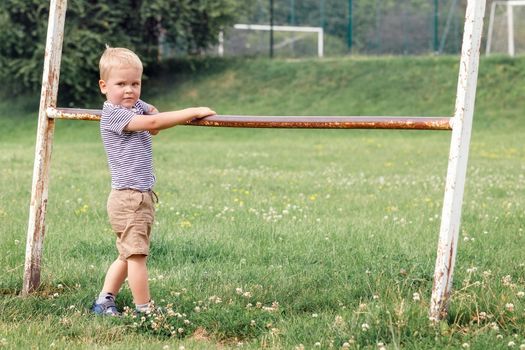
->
xmin=92 ymin=258 xmax=127 ymax=316
xmin=102 ymin=258 xmax=128 ymax=295
xmin=127 ymin=254 xmax=150 ymax=305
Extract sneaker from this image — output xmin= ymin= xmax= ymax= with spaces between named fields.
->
xmin=134 ymin=300 xmax=165 ymax=316
xmin=91 ymin=298 xmax=120 ymax=316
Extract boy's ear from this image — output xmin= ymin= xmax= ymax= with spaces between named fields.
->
xmin=99 ymin=79 xmax=107 ymax=94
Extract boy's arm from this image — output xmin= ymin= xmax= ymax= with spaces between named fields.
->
xmin=125 ymin=107 xmax=216 ymax=132
xmin=144 ymin=104 xmax=160 ymax=135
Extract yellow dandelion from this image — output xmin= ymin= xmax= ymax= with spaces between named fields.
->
xmin=180 ymin=220 xmax=192 ymax=228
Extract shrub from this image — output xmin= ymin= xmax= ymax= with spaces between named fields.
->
xmin=0 ymin=0 xmax=239 ymax=105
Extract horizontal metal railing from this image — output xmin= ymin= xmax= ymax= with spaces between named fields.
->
xmin=48 ymin=107 xmax=453 ymax=130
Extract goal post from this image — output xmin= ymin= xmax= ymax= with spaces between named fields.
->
xmin=486 ymin=0 xmax=525 ymax=56
xmin=218 ymin=24 xmax=324 ymax=58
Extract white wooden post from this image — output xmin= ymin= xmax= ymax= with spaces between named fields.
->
xmin=22 ymin=0 xmax=68 ymax=295
xmin=430 ymin=0 xmax=486 ymax=320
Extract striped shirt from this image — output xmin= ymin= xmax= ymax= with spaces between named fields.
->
xmin=100 ymin=100 xmax=155 ymax=191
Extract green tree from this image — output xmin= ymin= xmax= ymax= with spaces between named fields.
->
xmin=0 ymin=0 xmax=239 ymax=105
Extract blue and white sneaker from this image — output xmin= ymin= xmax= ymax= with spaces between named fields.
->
xmin=91 ymin=297 xmax=120 ymax=316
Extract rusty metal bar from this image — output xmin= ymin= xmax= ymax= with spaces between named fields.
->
xmin=49 ymin=107 xmax=452 ymax=130
xmin=430 ymin=0 xmax=486 ymax=321
xmin=23 ymin=0 xmax=68 ymax=295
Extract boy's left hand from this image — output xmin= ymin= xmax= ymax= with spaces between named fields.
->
xmin=148 ymin=106 xmax=159 ymax=115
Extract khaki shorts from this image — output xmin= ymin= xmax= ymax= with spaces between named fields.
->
xmin=107 ymin=189 xmax=156 ymax=261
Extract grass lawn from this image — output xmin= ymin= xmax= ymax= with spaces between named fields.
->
xmin=0 ymin=56 xmax=524 ymax=349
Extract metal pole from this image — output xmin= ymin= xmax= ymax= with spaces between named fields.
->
xmin=348 ymin=0 xmax=353 ymax=51
xmin=430 ymin=0 xmax=486 ymax=321
xmin=23 ymin=0 xmax=67 ymax=295
xmin=290 ymin=0 xmax=296 ymax=53
xmin=485 ymin=2 xmax=497 ymax=55
xmin=439 ymin=0 xmax=459 ymax=54
xmin=49 ymin=107 xmax=454 ymax=130
xmin=434 ymin=0 xmax=440 ymax=52
xmin=290 ymin=0 xmax=295 ymax=25
xmin=270 ymin=0 xmax=274 ymax=58
xmin=320 ymin=0 xmax=325 ymax=29
xmin=507 ymin=3 xmax=515 ymax=56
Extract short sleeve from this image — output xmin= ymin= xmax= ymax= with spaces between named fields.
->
xmin=101 ymin=103 xmax=136 ymax=135
xmin=136 ymin=100 xmax=151 ymax=114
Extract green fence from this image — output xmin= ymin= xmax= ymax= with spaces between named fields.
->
xmin=220 ymin=0 xmax=467 ymax=57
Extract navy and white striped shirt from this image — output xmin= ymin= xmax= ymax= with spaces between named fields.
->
xmin=100 ymin=100 xmax=155 ymax=191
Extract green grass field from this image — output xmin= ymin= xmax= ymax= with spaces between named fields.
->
xmin=1 ymin=56 xmax=524 ymax=349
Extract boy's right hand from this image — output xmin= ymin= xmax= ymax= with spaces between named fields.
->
xmin=193 ymin=107 xmax=216 ymax=119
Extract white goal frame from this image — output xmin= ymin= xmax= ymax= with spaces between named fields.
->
xmin=486 ymin=0 xmax=525 ymax=56
xmin=218 ymin=24 xmax=324 ymax=58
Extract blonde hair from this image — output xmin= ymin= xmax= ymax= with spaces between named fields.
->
xmin=99 ymin=46 xmax=143 ymax=81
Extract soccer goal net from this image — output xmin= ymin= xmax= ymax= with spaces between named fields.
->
xmin=486 ymin=0 xmax=525 ymax=56
xmin=217 ymin=24 xmax=324 ymax=58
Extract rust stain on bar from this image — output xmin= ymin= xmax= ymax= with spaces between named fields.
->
xmin=50 ymin=108 xmax=102 ymax=121
xmin=51 ymin=108 xmax=452 ymax=130
xmin=188 ymin=115 xmax=452 ymax=130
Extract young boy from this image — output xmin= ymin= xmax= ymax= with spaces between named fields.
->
xmin=92 ymin=46 xmax=215 ymax=316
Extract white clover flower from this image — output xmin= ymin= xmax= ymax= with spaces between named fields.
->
xmin=462 ymin=343 xmax=470 ymax=348
xmin=314 ymin=342 xmax=321 ymax=347
xmin=361 ymin=323 xmax=370 ymax=331
xmin=502 ymin=275 xmax=513 ymax=285
xmin=334 ymin=315 xmax=345 ymax=326
xmin=342 ymin=343 xmax=350 ymax=349
xmin=517 ymin=291 xmax=525 ymax=298
xmin=509 ymin=341 xmax=516 ymax=347
xmin=413 ymin=292 xmax=421 ymax=301
xmin=506 ymin=303 xmax=515 ymax=312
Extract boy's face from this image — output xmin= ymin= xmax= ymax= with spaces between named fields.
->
xmin=99 ymin=66 xmax=142 ymax=109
